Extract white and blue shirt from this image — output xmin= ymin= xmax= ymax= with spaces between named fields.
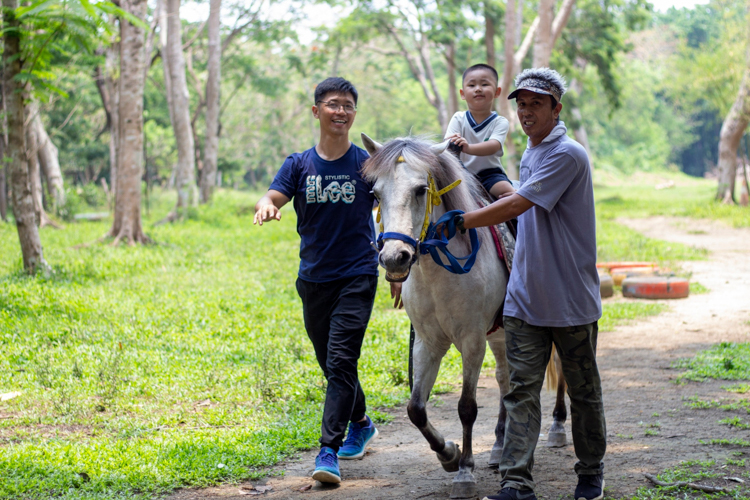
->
xmin=445 ymin=111 xmax=510 ymax=175
xmin=269 ymin=144 xmax=378 ymax=283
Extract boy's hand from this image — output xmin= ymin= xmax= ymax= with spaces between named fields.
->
xmin=449 ymin=135 xmax=469 ymax=152
xmin=254 ymin=204 xmax=281 ymax=225
xmin=390 ymin=282 xmax=404 ymax=309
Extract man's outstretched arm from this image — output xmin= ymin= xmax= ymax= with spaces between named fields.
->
xmin=463 ymin=193 xmax=535 ymax=229
xmin=254 ymin=190 xmax=291 ymax=226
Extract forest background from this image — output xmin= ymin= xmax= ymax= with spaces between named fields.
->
xmin=0 ymin=0 xmax=748 ymax=243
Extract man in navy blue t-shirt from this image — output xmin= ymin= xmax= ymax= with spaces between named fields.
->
xmin=254 ymin=77 xmax=379 ymax=484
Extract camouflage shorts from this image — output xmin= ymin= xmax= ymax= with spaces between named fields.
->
xmin=498 ymin=316 xmax=607 ymax=491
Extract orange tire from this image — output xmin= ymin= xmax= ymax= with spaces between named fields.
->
xmin=599 ymin=274 xmax=614 ymax=298
xmin=597 ymin=261 xmax=657 ymax=273
xmin=621 ymin=276 xmax=690 ymax=299
xmin=611 ymin=266 xmax=658 ymax=286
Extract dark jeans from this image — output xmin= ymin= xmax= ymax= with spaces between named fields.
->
xmin=296 ymin=274 xmax=378 ymax=451
xmin=500 ymin=317 xmax=607 ymax=491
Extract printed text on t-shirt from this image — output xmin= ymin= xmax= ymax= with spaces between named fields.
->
xmin=306 ymin=175 xmax=356 ymax=204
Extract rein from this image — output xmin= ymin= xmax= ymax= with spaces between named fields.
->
xmin=375 ymin=155 xmax=481 ymax=275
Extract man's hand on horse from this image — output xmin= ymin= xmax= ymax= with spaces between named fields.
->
xmin=254 ymin=204 xmax=281 ymax=226
xmin=390 ymin=282 xmax=404 ymax=309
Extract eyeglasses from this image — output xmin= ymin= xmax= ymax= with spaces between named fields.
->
xmin=317 ymin=100 xmax=357 ymax=113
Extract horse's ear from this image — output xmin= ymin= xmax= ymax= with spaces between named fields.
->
xmin=430 ymin=140 xmax=450 ymax=156
xmin=361 ymin=133 xmax=382 ymax=156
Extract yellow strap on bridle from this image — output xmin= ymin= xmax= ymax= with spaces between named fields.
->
xmin=420 ymin=175 xmax=461 ymax=240
xmin=376 ymin=155 xmax=462 ymax=241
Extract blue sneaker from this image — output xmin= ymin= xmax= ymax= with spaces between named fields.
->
xmin=338 ymin=416 xmax=379 ymax=460
xmin=312 ymin=447 xmax=341 ymax=483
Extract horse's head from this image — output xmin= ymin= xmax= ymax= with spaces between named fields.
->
xmin=361 ymin=133 xmax=467 ymax=282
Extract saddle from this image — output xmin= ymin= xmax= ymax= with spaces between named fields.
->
xmin=481 ymin=200 xmax=516 ymax=335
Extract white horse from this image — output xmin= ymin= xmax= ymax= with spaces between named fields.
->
xmin=362 ymin=134 xmax=510 ymax=499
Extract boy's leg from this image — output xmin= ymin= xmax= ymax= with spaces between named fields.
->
xmin=489 ymin=180 xmax=515 ymax=199
xmin=321 ymin=274 xmax=378 ymax=450
xmin=499 ymin=317 xmax=554 ymax=492
xmin=476 ymin=168 xmax=513 ymax=200
xmin=551 ymin=322 xmax=606 ymax=476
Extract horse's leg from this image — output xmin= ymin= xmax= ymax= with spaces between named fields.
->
xmin=449 ymin=336 xmax=486 ymax=499
xmin=487 ymin=331 xmax=510 ymax=468
xmin=546 ymin=347 xmax=568 ymax=448
xmin=407 ymin=335 xmax=458 ymax=471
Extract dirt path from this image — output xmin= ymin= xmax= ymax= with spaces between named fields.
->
xmin=170 ymin=217 xmax=750 ymax=500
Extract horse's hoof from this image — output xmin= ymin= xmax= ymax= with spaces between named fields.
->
xmin=450 ymin=481 xmax=478 ymax=499
xmin=546 ymin=431 xmax=567 ymax=447
xmin=488 ymin=444 xmax=503 ymax=469
xmin=437 ymin=441 xmax=461 ymax=472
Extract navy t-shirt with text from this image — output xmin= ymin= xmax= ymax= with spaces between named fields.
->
xmin=269 ymin=144 xmax=378 ymax=283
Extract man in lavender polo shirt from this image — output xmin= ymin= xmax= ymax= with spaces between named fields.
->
xmin=447 ymin=68 xmax=606 ymax=500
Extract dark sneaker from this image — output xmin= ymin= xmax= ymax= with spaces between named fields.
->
xmin=338 ymin=416 xmax=379 ymax=460
xmin=575 ymin=474 xmax=605 ymax=500
xmin=312 ymin=447 xmax=341 ymax=484
xmin=482 ymin=487 xmax=538 ymax=500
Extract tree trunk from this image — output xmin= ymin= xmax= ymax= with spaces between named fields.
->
xmin=200 ymin=0 xmax=222 ymax=203
xmin=446 ymin=42 xmax=459 ymax=118
xmin=159 ymin=0 xmax=175 ymax=127
xmin=165 ymin=0 xmax=196 ymax=219
xmin=716 ymin=3 xmax=750 ymax=203
xmin=0 ymin=82 xmax=6 ymax=222
xmin=568 ymin=78 xmax=593 ymax=167
xmin=31 ymin=107 xmax=65 ymax=210
xmin=0 ymin=149 xmax=6 ymax=222
xmin=108 ymin=0 xmax=149 ymax=244
xmin=533 ymin=0 xmax=555 ymax=67
xmin=498 ymin=0 xmax=518 ymax=178
xmin=105 ymin=25 xmax=120 ymax=200
xmin=485 ymin=3 xmax=496 ymax=65
xmin=4 ymin=0 xmax=47 ymax=272
xmin=26 ymin=110 xmax=43 ymax=225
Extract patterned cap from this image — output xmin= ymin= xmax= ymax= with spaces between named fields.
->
xmin=507 ymin=68 xmax=566 ymax=102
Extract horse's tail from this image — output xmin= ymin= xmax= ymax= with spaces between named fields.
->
xmin=545 ymin=345 xmax=558 ymax=390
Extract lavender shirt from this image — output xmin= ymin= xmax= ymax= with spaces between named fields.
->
xmin=504 ymin=122 xmax=602 ymax=327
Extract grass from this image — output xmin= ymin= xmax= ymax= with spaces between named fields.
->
xmin=594 ymin=170 xmax=750 ymax=228
xmin=691 ymin=282 xmax=710 ymax=294
xmin=632 ymin=458 xmax=750 ymax=500
xmin=599 ymin=302 xmax=666 ymax=332
xmin=0 ymin=190 xmax=424 ymax=499
xmin=0 ymin=173 xmax=731 ymax=499
xmin=673 ymin=343 xmax=750 ymax=382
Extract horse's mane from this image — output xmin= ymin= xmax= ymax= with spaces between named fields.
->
xmin=362 ymin=136 xmax=492 ymax=246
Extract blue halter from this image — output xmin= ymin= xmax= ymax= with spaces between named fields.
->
xmin=376 ymin=209 xmax=481 ymax=275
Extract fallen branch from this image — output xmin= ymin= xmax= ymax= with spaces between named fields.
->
xmin=644 ymin=473 xmax=735 ymax=494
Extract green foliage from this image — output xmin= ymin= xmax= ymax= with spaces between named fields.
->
xmin=664 ymin=0 xmax=747 ymax=118
xmin=656 ymin=0 xmax=748 ymax=177
xmin=720 ymin=416 xmax=750 ymax=430
xmin=12 ymin=0 xmax=128 ymax=98
xmin=556 ymin=0 xmax=653 ymax=110
xmin=674 ymin=342 xmax=750 ymax=382
xmin=629 ymin=459 xmax=750 ymax=500
xmin=690 ymin=282 xmax=709 ymax=294
xmin=704 ymin=438 xmax=750 ymax=447
xmin=683 ymin=396 xmax=721 ymax=409
xmin=580 ymin=60 xmax=694 ymax=173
